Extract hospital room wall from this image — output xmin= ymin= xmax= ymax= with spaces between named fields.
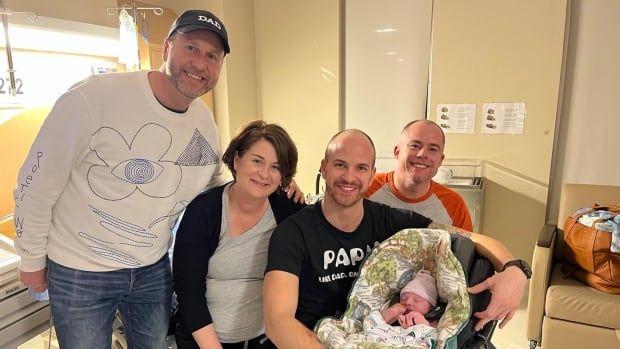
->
xmin=428 ymin=0 xmax=569 ymax=263
xmin=546 ymin=0 xmax=620 ymax=224
xmin=0 ymin=0 xmax=339 ymax=237
xmin=0 ymin=0 xmax=556 ymax=245
xmin=4 ymin=1 xmax=618 ymax=259
xmin=244 ymin=1 xmax=569 ymax=270
xmin=133 ymin=0 xmax=338 ymax=193
xmin=151 ymin=1 xmax=619 ymax=266
xmin=251 ymin=1 xmax=341 ymax=194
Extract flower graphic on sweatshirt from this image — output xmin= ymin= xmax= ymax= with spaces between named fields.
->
xmin=87 ymin=123 xmax=181 ymax=201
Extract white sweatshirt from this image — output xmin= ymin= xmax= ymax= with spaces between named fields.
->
xmin=14 ymin=71 xmax=226 ymax=272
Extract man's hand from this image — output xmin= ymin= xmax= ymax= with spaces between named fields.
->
xmin=284 ymin=179 xmax=305 ymax=204
xmin=467 ymin=266 xmax=527 ymax=331
xmin=20 ymin=268 xmax=47 ymax=292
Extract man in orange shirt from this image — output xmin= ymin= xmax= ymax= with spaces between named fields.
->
xmin=365 ymin=120 xmax=473 ymax=231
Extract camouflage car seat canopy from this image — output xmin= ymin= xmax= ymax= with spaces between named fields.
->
xmin=315 ymin=229 xmax=471 ymax=349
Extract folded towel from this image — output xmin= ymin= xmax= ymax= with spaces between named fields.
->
xmin=577 ymin=210 xmax=620 ymax=253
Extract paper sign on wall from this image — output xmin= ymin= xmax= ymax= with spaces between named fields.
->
xmin=481 ymin=103 xmax=526 ymax=134
xmin=435 ymin=104 xmax=476 ymax=133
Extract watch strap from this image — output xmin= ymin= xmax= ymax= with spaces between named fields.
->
xmin=502 ymin=259 xmax=532 ymax=279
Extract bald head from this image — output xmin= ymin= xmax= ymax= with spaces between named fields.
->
xmin=324 ymin=129 xmax=376 ymax=166
xmin=320 ymin=129 xmax=376 ymax=209
xmin=401 ymin=120 xmax=445 ymax=149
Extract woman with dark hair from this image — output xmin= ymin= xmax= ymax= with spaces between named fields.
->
xmin=173 ymin=121 xmax=304 ymax=349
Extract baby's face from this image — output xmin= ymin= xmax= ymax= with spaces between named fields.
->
xmin=400 ymin=292 xmax=433 ymax=314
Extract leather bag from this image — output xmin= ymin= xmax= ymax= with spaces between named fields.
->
xmin=562 ymin=204 xmax=620 ymax=294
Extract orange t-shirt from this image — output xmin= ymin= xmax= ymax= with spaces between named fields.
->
xmin=365 ymin=172 xmax=473 ymax=231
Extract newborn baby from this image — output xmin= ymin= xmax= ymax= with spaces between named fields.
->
xmin=362 ymin=270 xmax=438 ymax=347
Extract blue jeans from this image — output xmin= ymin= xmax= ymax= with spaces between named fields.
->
xmin=47 ymin=255 xmax=173 ymax=349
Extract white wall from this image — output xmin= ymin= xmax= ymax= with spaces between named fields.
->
xmin=254 ymin=0 xmax=340 ymax=192
xmin=428 ymin=0 xmax=567 ymax=264
xmin=429 ymin=0 xmax=567 ymax=194
xmin=547 ymin=0 xmax=620 ymax=223
xmin=345 ymin=0 xmax=432 ymax=156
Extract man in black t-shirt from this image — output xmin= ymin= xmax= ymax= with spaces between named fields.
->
xmin=266 ymin=199 xmax=431 ymax=330
xmin=264 ymin=129 xmax=528 ymax=349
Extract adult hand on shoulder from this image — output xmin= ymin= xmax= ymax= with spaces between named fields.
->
xmin=467 ymin=266 xmax=526 ymax=331
xmin=20 ymin=268 xmax=47 ymax=292
xmin=284 ymin=179 xmax=305 ymax=204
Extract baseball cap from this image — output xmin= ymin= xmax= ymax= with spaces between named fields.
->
xmin=167 ymin=10 xmax=230 ymax=54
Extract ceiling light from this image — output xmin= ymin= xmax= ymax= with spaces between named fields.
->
xmin=375 ymin=28 xmax=398 ymax=33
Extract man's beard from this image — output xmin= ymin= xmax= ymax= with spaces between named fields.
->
xmin=167 ymin=63 xmax=210 ymax=99
xmin=324 ymin=181 xmax=363 ymax=208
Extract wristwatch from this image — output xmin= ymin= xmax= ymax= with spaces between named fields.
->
xmin=502 ymin=259 xmax=532 ymax=279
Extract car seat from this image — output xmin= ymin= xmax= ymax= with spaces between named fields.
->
xmin=315 ymin=228 xmax=497 ymax=349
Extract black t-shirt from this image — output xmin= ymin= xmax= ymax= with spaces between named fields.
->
xmin=265 ymin=199 xmax=432 ymax=329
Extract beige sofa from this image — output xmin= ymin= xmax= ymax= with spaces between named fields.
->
xmin=526 ymin=184 xmax=620 ymax=349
